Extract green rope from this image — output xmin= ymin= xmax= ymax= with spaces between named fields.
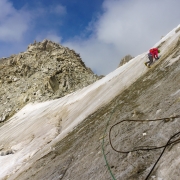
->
xmin=101 ymin=100 xmax=119 ymax=180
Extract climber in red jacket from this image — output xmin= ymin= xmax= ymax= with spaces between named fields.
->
xmin=145 ymin=48 xmax=160 ymax=68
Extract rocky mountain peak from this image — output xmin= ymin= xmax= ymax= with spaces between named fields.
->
xmin=28 ymin=39 xmax=65 ymax=52
xmin=118 ymin=54 xmax=133 ymax=67
xmin=0 ymin=40 xmax=100 ymax=123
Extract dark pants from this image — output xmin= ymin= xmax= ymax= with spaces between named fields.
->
xmin=147 ymin=53 xmax=153 ymax=66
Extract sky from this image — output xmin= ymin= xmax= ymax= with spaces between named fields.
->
xmin=0 ymin=0 xmax=180 ymax=75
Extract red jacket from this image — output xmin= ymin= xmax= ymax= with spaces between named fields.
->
xmin=149 ymin=48 xmax=159 ymax=58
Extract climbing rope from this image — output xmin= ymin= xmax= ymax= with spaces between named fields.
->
xmin=101 ymin=99 xmax=121 ymax=180
xmin=108 ymin=115 xmax=180 ymax=180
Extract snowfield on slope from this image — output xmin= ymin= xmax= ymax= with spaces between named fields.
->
xmin=0 ymin=24 xmax=180 ymax=179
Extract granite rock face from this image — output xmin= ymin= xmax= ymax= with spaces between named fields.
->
xmin=0 ymin=39 xmax=100 ymax=122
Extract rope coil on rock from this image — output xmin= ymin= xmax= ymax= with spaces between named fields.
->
xmin=108 ymin=115 xmax=180 ymax=180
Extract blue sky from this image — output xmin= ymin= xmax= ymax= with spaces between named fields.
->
xmin=0 ymin=0 xmax=180 ymax=75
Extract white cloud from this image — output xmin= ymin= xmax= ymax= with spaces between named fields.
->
xmin=51 ymin=5 xmax=66 ymax=15
xmin=36 ymin=31 xmax=62 ymax=44
xmin=0 ymin=0 xmax=14 ymax=20
xmin=96 ymin=0 xmax=179 ymax=51
xmin=0 ymin=1 xmax=66 ymax=58
xmin=46 ymin=34 xmax=62 ymax=43
xmin=63 ymin=0 xmax=180 ymax=75
xmin=0 ymin=0 xmax=32 ymax=42
xmin=64 ymin=38 xmax=121 ymax=75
